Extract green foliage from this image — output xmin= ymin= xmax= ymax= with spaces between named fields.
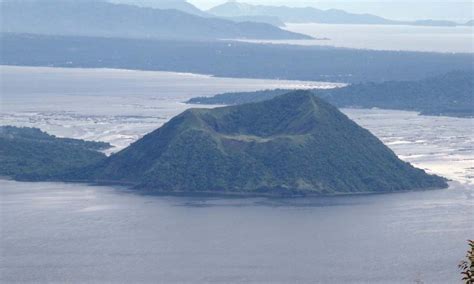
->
xmin=187 ymin=71 xmax=474 ymax=118
xmin=94 ymin=91 xmax=447 ymax=195
xmin=0 ymin=126 xmax=110 ymax=180
xmin=187 ymin=89 xmax=291 ymax=105
xmin=2 ymin=93 xmax=448 ymax=195
xmin=459 ymin=240 xmax=474 ymax=284
xmin=319 ymin=71 xmax=474 ymax=117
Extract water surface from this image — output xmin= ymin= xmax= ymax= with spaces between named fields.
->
xmin=243 ymin=23 xmax=474 ymax=53
xmin=1 ymin=180 xmax=472 ymax=283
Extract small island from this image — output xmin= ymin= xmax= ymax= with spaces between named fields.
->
xmin=91 ymin=91 xmax=447 ymax=195
xmin=0 ymin=92 xmax=447 ymax=196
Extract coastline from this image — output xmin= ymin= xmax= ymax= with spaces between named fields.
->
xmin=0 ymin=177 xmax=451 ymax=199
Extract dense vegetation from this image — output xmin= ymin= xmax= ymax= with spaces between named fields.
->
xmin=0 ymin=126 xmax=110 ymax=180
xmin=458 ymin=240 xmax=474 ymax=283
xmin=0 ymin=94 xmax=447 ymax=195
xmin=90 ymin=91 xmax=447 ymax=195
xmin=2 ymin=33 xmax=473 ymax=84
xmin=0 ymin=0 xmax=309 ymax=40
xmin=188 ymin=71 xmax=474 ymax=117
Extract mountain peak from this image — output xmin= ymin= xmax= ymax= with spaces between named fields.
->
xmin=175 ymin=90 xmax=338 ymax=139
xmin=107 ymin=0 xmax=210 ymax=17
xmin=92 ymin=92 xmax=447 ymax=195
xmin=1 ymin=0 xmax=311 ymax=40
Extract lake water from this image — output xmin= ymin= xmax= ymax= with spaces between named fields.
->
xmin=1 ymin=179 xmax=473 ymax=283
xmin=1 ymin=66 xmax=473 ymax=283
xmin=244 ymin=23 xmax=474 ymax=53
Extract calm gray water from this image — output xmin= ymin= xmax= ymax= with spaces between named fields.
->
xmin=1 ymin=66 xmax=473 ymax=283
xmin=1 ymin=180 xmax=473 ymax=283
xmin=243 ymin=23 xmax=474 ymax=53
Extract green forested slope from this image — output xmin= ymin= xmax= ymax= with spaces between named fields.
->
xmin=0 ymin=126 xmax=110 ymax=180
xmin=93 ymin=91 xmax=447 ymax=195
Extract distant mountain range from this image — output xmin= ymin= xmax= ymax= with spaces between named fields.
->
xmin=0 ymin=0 xmax=310 ymax=40
xmin=2 ymin=0 xmax=469 ymax=42
xmin=107 ymin=0 xmax=286 ymax=26
xmin=209 ymin=1 xmax=395 ymax=25
xmin=208 ymin=1 xmax=473 ymax=27
xmin=187 ymin=71 xmax=474 ymax=118
xmin=108 ymin=0 xmax=210 ymax=17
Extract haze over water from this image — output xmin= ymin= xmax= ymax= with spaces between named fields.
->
xmin=247 ymin=23 xmax=474 ymax=53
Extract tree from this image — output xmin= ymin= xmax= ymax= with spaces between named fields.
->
xmin=459 ymin=240 xmax=474 ymax=284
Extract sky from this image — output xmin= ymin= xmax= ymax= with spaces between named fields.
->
xmin=187 ymin=0 xmax=473 ymax=22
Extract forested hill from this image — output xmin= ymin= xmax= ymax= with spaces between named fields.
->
xmin=0 ymin=94 xmax=448 ymax=195
xmin=89 ymin=91 xmax=447 ymax=195
xmin=0 ymin=126 xmax=110 ymax=181
xmin=319 ymin=71 xmax=474 ymax=117
xmin=187 ymin=71 xmax=474 ymax=118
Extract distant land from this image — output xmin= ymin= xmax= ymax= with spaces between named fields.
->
xmin=0 ymin=93 xmax=447 ymax=195
xmin=0 ymin=0 xmax=309 ymax=40
xmin=223 ymin=15 xmax=286 ymax=27
xmin=411 ymin=20 xmax=457 ymax=27
xmin=0 ymin=126 xmax=110 ymax=181
xmin=108 ymin=0 xmax=210 ymax=17
xmin=208 ymin=1 xmax=472 ymax=27
xmin=208 ymin=1 xmax=396 ymax=25
xmin=187 ymin=71 xmax=474 ymax=118
xmin=2 ymin=33 xmax=473 ymax=84
xmin=107 ymin=0 xmax=285 ymax=26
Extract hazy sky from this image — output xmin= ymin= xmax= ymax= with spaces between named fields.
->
xmin=188 ymin=0 xmax=473 ymax=22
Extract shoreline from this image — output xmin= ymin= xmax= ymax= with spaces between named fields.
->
xmin=0 ymin=177 xmax=452 ymax=199
xmin=0 ymin=64 xmax=344 ymax=87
